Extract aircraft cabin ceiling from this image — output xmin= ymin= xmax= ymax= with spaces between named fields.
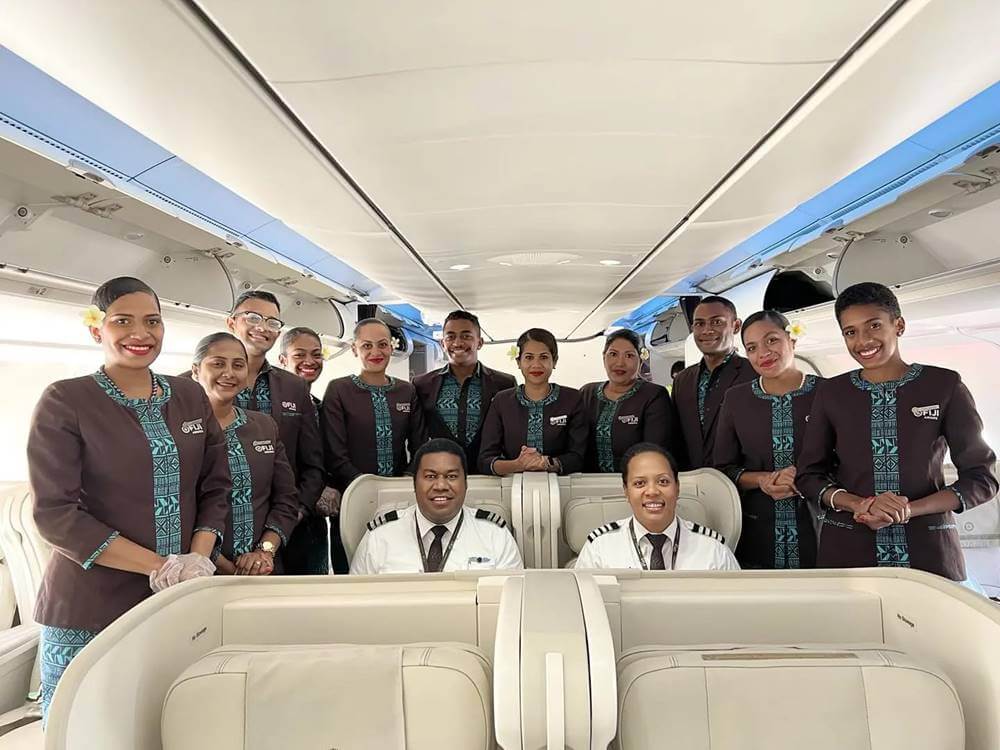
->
xmin=4 ymin=1 xmax=1000 ymax=339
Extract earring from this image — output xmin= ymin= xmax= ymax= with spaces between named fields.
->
xmin=94 ymin=335 xmax=102 ymax=343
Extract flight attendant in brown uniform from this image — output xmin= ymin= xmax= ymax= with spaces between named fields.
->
xmin=413 ymin=310 xmax=516 ymax=473
xmin=321 ymin=318 xmax=427 ymax=492
xmin=222 ymin=291 xmax=325 ymax=574
xmin=670 ymin=296 xmax=755 ymax=469
xmin=479 ymin=328 xmax=587 ymax=476
xmin=27 ymin=277 xmax=230 ymax=721
xmin=191 ymin=333 xmax=299 ymax=575
xmin=798 ymin=282 xmax=997 ymax=581
xmin=580 ymin=329 xmax=672 ymax=473
xmin=714 ymin=311 xmax=819 ymax=569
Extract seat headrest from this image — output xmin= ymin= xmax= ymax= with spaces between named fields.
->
xmin=616 ymin=646 xmax=963 ymax=750
xmin=340 ymin=475 xmax=512 ymax=559
xmin=560 ymin=469 xmax=741 ymax=554
xmin=162 ymin=643 xmax=493 ymax=750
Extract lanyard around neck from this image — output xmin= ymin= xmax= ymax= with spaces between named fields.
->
xmin=416 ymin=511 xmax=464 ymax=573
xmin=629 ymin=518 xmax=680 ymax=571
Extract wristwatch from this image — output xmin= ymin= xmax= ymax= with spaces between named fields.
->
xmin=256 ymin=540 xmax=276 ymax=557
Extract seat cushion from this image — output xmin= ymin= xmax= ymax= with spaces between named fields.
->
xmin=162 ymin=643 xmax=493 ymax=750
xmin=617 ymin=645 xmax=963 ymax=750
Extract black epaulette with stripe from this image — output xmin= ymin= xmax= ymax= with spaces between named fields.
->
xmin=689 ymin=522 xmax=725 ymax=545
xmin=366 ymin=510 xmax=400 ymax=531
xmin=475 ymin=508 xmax=507 ymax=528
xmin=586 ymin=521 xmax=621 ymax=543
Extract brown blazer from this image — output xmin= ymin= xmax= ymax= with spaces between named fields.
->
xmin=413 ymin=363 xmax=517 ymax=472
xmin=671 ymin=353 xmax=755 ymax=470
xmin=579 ymin=380 xmax=673 ymax=472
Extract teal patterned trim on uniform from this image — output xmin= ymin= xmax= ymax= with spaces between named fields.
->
xmin=352 ymin=375 xmax=396 ymax=476
xmin=850 ymin=364 xmax=924 ymax=567
xmin=81 ymin=530 xmax=120 ymax=570
xmin=751 ymin=374 xmax=817 ymax=569
xmin=40 ymin=625 xmax=97 ymax=722
xmin=264 ymin=523 xmax=289 ymax=547
xmin=697 ymin=350 xmax=736 ymax=426
xmin=515 ymin=384 xmax=561 ymax=452
xmin=948 ymin=485 xmax=967 ymax=512
xmin=236 ymin=364 xmax=272 ymax=415
xmin=436 ymin=364 xmax=483 ymax=446
xmin=223 ymin=408 xmax=255 ymax=555
xmin=92 ymin=369 xmax=182 ymax=557
xmin=594 ymin=381 xmax=642 ymax=473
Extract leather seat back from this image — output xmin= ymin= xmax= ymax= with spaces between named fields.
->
xmin=162 ymin=643 xmax=494 ymax=749
xmin=340 ymin=474 xmax=513 ymax=561
xmin=616 ymin=645 xmax=963 ymax=750
xmin=561 ymin=469 xmax=742 ymax=562
xmin=0 ymin=485 xmax=51 ymax=625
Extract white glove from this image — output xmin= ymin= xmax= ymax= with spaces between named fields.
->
xmin=176 ymin=552 xmax=217 ymax=582
xmin=149 ymin=554 xmax=182 ymax=593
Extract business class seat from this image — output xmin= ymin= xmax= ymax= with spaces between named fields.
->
xmin=615 ymin=644 xmax=963 ymax=749
xmin=162 ymin=642 xmax=494 ymax=749
xmin=559 ymin=469 xmax=742 ymax=566
xmin=0 ymin=485 xmax=50 ymax=736
xmin=340 ymin=473 xmax=520 ymax=562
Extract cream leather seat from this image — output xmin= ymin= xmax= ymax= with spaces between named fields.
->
xmin=340 ymin=474 xmax=515 ymax=561
xmin=162 ymin=643 xmax=494 ymax=750
xmin=0 ymin=485 xmax=51 ymax=732
xmin=560 ymin=469 xmax=742 ymax=566
xmin=616 ymin=645 xmax=963 ymax=749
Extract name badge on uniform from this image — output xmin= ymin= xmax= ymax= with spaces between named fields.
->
xmin=253 ymin=440 xmax=275 ymax=454
xmin=549 ymin=415 xmax=567 ymax=426
xmin=181 ymin=419 xmax=204 ymax=435
xmin=396 ymin=402 xmax=411 ymax=413
xmin=912 ymin=404 xmax=940 ymax=420
xmin=281 ymin=400 xmax=298 ymax=412
xmin=467 ymin=556 xmax=493 ymax=569
xmin=618 ymin=414 xmax=639 ymax=425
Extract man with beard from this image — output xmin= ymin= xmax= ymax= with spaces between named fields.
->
xmin=414 ymin=311 xmax=516 ymax=473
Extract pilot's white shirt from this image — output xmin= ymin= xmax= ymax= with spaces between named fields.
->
xmin=575 ymin=515 xmax=740 ymax=571
xmin=350 ymin=504 xmax=523 ymax=575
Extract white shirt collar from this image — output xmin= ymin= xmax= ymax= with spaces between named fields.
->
xmin=632 ymin=515 xmax=679 ymax=546
xmin=415 ymin=505 xmax=464 ymax=540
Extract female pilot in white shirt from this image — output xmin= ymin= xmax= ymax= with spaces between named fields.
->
xmin=575 ymin=442 xmax=739 ymax=571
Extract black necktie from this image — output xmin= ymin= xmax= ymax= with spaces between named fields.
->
xmin=647 ymin=533 xmax=668 ymax=570
xmin=426 ymin=525 xmax=449 ymax=572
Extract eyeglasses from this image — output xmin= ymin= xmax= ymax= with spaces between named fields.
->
xmin=234 ymin=311 xmax=284 ymax=332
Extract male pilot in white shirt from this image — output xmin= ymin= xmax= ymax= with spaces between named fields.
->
xmin=575 ymin=442 xmax=739 ymax=571
xmin=350 ymin=438 xmax=523 ymax=574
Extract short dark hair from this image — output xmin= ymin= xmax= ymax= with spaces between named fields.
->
xmin=353 ymin=317 xmax=392 ymax=339
xmin=281 ymin=326 xmax=321 ymax=353
xmin=834 ymin=282 xmax=901 ymax=322
xmin=443 ymin=310 xmax=481 ymax=334
xmin=412 ymin=438 xmax=468 ymax=477
xmin=621 ymin=442 xmax=679 ymax=485
xmin=193 ymin=331 xmax=247 ymax=366
xmin=670 ymin=360 xmax=685 ymax=377
xmin=603 ymin=329 xmax=642 ymax=355
xmin=516 ymin=328 xmax=558 ymax=363
xmin=232 ymin=290 xmax=280 ymax=315
xmin=92 ymin=276 xmax=160 ymax=312
xmin=741 ymin=309 xmax=791 ymax=343
xmin=694 ymin=295 xmax=737 ymax=319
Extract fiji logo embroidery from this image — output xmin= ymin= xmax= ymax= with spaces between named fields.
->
xmin=618 ymin=414 xmax=639 ymax=426
xmin=181 ymin=419 xmax=204 ymax=435
xmin=281 ymin=401 xmax=298 ymax=412
xmin=253 ymin=440 xmax=274 ymax=454
xmin=396 ymin=403 xmax=411 ymax=413
xmin=550 ymin=415 xmax=567 ymax=426
xmin=912 ymin=404 xmax=940 ymax=420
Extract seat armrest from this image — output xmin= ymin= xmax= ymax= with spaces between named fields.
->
xmin=0 ymin=625 xmax=39 ymax=718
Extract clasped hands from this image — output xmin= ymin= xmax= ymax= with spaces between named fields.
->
xmin=854 ymin=492 xmax=911 ymax=531
xmin=148 ymin=552 xmax=215 ymax=593
xmin=513 ymin=445 xmax=554 ymax=472
xmin=757 ymin=466 xmax=799 ymax=501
